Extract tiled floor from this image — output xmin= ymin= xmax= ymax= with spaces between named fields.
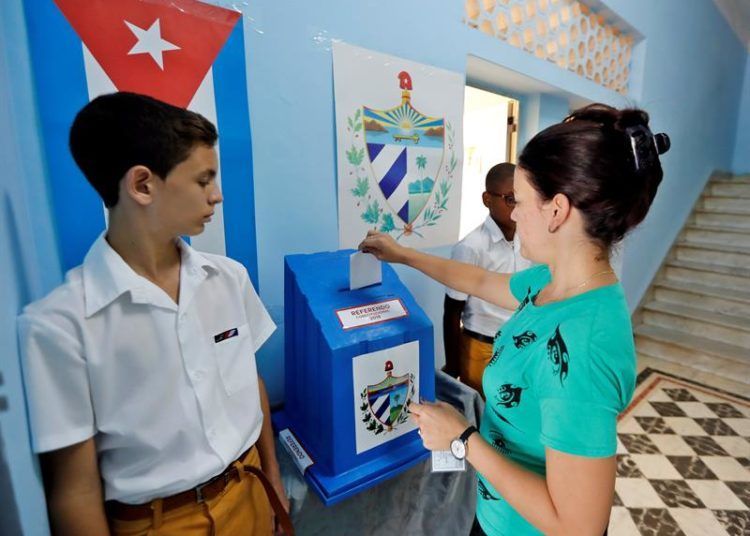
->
xmin=609 ymin=358 xmax=749 ymax=536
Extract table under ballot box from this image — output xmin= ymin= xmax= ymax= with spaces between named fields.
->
xmin=273 ymin=250 xmax=435 ymax=505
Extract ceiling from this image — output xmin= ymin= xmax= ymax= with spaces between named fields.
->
xmin=714 ymin=0 xmax=750 ymax=51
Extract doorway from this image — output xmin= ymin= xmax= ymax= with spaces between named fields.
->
xmin=460 ymin=86 xmax=519 ymax=239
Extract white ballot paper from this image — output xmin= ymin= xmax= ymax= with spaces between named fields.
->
xmin=431 ymin=450 xmax=466 ymax=473
xmin=349 ymin=251 xmax=382 ymax=290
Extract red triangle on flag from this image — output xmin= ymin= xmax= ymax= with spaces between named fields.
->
xmin=54 ymin=0 xmax=240 ymax=108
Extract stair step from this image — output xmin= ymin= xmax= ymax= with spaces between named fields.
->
xmin=645 ymin=300 xmax=750 ymax=331
xmin=635 ymin=325 xmax=750 ymax=384
xmin=655 ymin=277 xmax=750 ymax=302
xmin=666 ymin=257 xmax=750 ymax=279
xmin=674 ymin=240 xmax=750 ymax=268
xmin=635 ymin=324 xmax=749 ymax=364
xmin=642 ymin=300 xmax=750 ymax=347
xmin=654 ymin=277 xmax=750 ymax=316
xmin=691 ymin=210 xmax=750 ymax=230
xmin=699 ymin=196 xmax=750 ymax=214
xmin=711 ymin=176 xmax=750 ymax=185
xmin=682 ymin=225 xmax=750 ymax=248
xmin=709 ymin=181 xmax=750 ymax=198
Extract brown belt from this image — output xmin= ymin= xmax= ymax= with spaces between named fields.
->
xmin=463 ymin=327 xmax=495 ymax=344
xmin=106 ymin=446 xmax=294 ymax=535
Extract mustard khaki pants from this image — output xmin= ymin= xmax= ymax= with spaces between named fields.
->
xmin=458 ymin=331 xmax=494 ymax=398
xmin=108 ymin=447 xmax=273 ymax=536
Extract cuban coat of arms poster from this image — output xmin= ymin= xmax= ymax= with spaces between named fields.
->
xmin=333 ymin=42 xmax=464 ymax=249
xmin=352 ymin=341 xmax=420 ymax=454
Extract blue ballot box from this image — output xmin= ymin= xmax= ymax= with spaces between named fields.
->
xmin=272 ymin=250 xmax=436 ymax=505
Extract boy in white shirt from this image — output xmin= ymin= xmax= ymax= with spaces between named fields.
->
xmin=443 ymin=163 xmax=531 ymax=397
xmin=18 ymin=92 xmax=290 ymax=535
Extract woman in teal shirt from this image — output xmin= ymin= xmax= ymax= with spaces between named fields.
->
xmin=360 ymin=104 xmax=670 ymax=535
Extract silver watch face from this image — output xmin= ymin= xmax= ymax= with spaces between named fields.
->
xmin=450 ymin=438 xmax=466 ymax=459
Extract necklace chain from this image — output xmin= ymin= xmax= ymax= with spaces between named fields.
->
xmin=564 ymin=269 xmax=615 ymax=294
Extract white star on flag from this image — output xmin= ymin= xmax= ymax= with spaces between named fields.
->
xmin=125 ymin=19 xmax=180 ymax=70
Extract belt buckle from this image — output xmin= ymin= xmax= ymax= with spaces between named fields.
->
xmin=195 ymin=480 xmax=209 ymax=503
xmin=195 ymin=474 xmax=220 ymax=503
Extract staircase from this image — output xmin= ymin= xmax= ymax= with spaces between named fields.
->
xmin=634 ymin=173 xmax=750 ymax=385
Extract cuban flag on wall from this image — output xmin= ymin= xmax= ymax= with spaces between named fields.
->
xmin=24 ymin=0 xmax=259 ymax=286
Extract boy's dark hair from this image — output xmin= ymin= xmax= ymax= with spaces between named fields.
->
xmin=518 ymin=103 xmax=670 ymax=249
xmin=69 ymin=92 xmax=218 ymax=208
xmin=485 ymin=162 xmax=515 ymax=190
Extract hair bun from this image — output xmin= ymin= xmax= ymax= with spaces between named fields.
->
xmin=615 ymin=108 xmax=650 ymax=131
xmin=654 ymin=132 xmax=670 ymax=155
xmin=565 ymin=104 xmax=652 ymax=133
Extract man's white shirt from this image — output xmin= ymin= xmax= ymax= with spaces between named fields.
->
xmin=446 ymin=216 xmax=532 ymax=337
xmin=18 ymin=234 xmax=275 ymax=504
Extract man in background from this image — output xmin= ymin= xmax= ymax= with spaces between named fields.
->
xmin=443 ymin=163 xmax=531 ymax=397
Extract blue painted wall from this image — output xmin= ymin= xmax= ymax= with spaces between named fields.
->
xmin=733 ymin=53 xmax=750 ymax=173
xmin=226 ymin=0 xmax=748 ymax=402
xmin=2 ymin=1 xmax=748 ymax=525
xmin=0 ymin=0 xmax=59 ymax=533
xmin=604 ymin=0 xmax=747 ymax=308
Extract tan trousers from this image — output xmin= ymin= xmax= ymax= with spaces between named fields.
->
xmin=458 ymin=331 xmax=493 ymax=398
xmin=109 ymin=447 xmax=273 ymax=536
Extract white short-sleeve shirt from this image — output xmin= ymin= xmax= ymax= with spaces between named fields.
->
xmin=18 ymin=234 xmax=275 ymax=504
xmin=446 ymin=216 xmax=532 ymax=337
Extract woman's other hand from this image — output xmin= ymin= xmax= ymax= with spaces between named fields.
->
xmin=410 ymin=400 xmax=469 ymax=451
xmin=358 ymin=231 xmax=408 ymax=263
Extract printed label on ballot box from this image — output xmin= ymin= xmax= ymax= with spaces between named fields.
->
xmin=336 ymin=298 xmax=408 ymax=330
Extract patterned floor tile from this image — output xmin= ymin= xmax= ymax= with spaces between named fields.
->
xmin=666 ymin=456 xmax=718 ymax=480
xmin=648 ymin=434 xmax=696 ymax=456
xmin=617 ymin=454 xmax=644 ymax=478
xmin=649 ymin=479 xmax=705 ymax=508
xmin=724 ymin=418 xmax=750 ymax=437
xmin=686 ymin=480 xmax=747 ymax=510
xmin=714 ymin=509 xmax=750 ymax=536
xmin=712 ymin=436 xmax=750 ymax=458
xmin=650 ymin=402 xmax=688 ymax=417
xmin=724 ymin=481 xmax=750 ymax=508
xmin=706 ymin=403 xmax=745 ymax=419
xmin=663 ymin=388 xmax=699 ymax=402
xmin=608 ymin=506 xmax=641 ymax=536
xmin=615 ymin=479 xmax=666 ymax=508
xmin=694 ymin=418 xmax=740 ymax=437
xmin=619 ymin=434 xmax=661 ymax=454
xmin=619 ymin=417 xmax=646 ymax=434
xmin=662 ymin=417 xmax=709 ymax=436
xmin=701 ymin=456 xmax=750 ymax=482
xmin=632 ymin=402 xmax=661 ymax=417
xmin=682 ymin=435 xmax=730 ymax=456
xmin=627 ymin=508 xmax=685 ymax=535
xmin=668 ymin=508 xmax=730 ymax=536
xmin=631 ymin=455 xmax=683 ymax=480
xmin=647 ymin=388 xmax=673 ymax=402
xmin=677 ymin=402 xmax=720 ymax=418
xmin=634 ymin=416 xmax=675 ymax=434
xmin=614 ymin=370 xmax=749 ymax=536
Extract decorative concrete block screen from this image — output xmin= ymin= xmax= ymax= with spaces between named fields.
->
xmin=465 ymin=0 xmax=634 ymax=94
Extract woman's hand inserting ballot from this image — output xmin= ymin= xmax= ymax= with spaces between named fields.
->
xmin=359 ymin=230 xmax=409 ymax=264
xmin=409 ymin=400 xmax=469 ymax=451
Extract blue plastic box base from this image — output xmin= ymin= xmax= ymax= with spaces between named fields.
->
xmin=272 ymin=409 xmax=429 ymax=506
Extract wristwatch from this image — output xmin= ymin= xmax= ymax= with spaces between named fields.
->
xmin=450 ymin=425 xmax=478 ymax=460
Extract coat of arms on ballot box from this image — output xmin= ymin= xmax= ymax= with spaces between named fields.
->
xmin=353 ymin=341 xmax=420 ymax=454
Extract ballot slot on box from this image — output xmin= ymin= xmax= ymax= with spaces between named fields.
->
xmin=272 ymin=250 xmax=435 ymax=505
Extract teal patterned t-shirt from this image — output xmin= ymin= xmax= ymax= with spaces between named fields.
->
xmin=476 ymin=265 xmax=636 ymax=536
